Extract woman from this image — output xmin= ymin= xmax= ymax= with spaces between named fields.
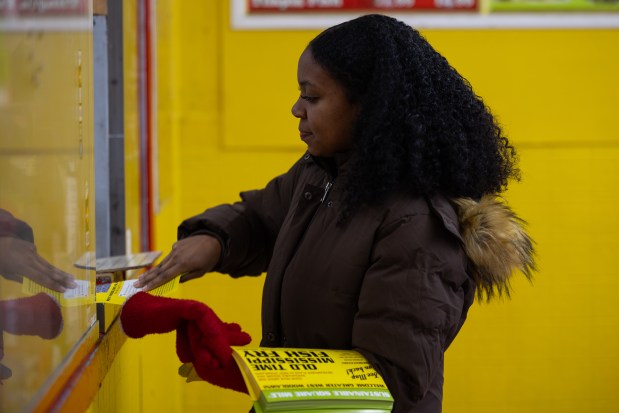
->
xmin=134 ymin=14 xmax=534 ymax=412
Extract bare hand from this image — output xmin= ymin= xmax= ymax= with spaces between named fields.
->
xmin=134 ymin=235 xmax=222 ymax=291
xmin=0 ymin=237 xmax=77 ymax=292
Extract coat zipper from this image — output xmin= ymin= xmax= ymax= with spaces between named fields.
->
xmin=320 ymin=181 xmax=333 ymax=203
xmin=279 ymin=179 xmax=333 ymax=345
xmin=305 ymin=180 xmax=332 ymax=235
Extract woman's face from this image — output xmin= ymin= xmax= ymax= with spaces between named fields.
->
xmin=291 ymin=48 xmax=359 ymax=158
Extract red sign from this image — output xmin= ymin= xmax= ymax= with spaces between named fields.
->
xmin=1 ymin=0 xmax=89 ymax=17
xmin=247 ymin=0 xmax=478 ymax=12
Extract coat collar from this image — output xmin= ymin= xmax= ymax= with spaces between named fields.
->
xmin=427 ymin=194 xmax=463 ymax=243
xmin=306 ymin=151 xmax=352 ymax=180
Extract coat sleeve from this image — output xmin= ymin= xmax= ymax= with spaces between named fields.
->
xmin=177 ymin=158 xmax=305 ymax=278
xmin=352 ymin=210 xmax=473 ymax=412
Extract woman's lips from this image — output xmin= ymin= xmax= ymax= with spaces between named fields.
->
xmin=300 ymin=131 xmax=312 ymax=141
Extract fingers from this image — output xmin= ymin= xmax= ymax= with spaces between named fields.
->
xmin=135 ymin=253 xmax=174 ymax=286
xmin=179 ymin=270 xmax=203 ymax=283
xmin=154 ymin=251 xmax=174 ymax=269
xmin=24 ymin=257 xmax=77 ymax=293
xmin=134 ymin=247 xmax=183 ymax=289
xmin=135 ymin=236 xmax=217 ymax=289
xmin=135 ymin=261 xmax=183 ymax=291
xmin=134 ymin=242 xmax=184 ymax=289
xmin=187 ymin=321 xmax=220 ymax=368
xmin=0 ymin=237 xmax=77 ymax=292
xmin=176 ymin=320 xmax=193 ymax=363
xmin=223 ymin=323 xmax=252 ymax=344
xmin=225 ymin=323 xmax=242 ymax=332
xmin=35 ymin=257 xmax=78 ymax=290
xmin=28 ymin=274 xmax=66 ymax=292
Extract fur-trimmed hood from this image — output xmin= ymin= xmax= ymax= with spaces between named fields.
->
xmin=452 ymin=195 xmax=536 ymax=300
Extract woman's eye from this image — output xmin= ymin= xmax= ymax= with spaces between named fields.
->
xmin=301 ymin=95 xmax=318 ymax=103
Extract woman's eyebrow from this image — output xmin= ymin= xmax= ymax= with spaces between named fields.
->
xmin=298 ymin=80 xmax=316 ymax=88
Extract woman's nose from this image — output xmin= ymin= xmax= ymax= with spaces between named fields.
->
xmin=291 ymin=98 xmax=305 ymax=119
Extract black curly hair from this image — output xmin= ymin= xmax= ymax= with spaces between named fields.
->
xmin=308 ymin=14 xmax=519 ymax=221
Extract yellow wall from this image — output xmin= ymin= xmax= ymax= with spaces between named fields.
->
xmin=123 ymin=1 xmax=618 ymax=412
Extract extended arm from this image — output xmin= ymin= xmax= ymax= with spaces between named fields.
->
xmin=136 ymin=156 xmax=306 ymax=290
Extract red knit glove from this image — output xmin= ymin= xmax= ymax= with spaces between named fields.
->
xmin=120 ymin=292 xmax=212 ymax=338
xmin=0 ymin=293 xmax=63 ymax=339
xmin=119 ymin=292 xmax=251 ymax=392
xmin=0 ymin=292 xmax=63 ymax=385
xmin=176 ymin=319 xmax=250 ymax=393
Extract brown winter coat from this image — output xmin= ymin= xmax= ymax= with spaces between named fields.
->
xmin=178 ymin=152 xmax=534 ymax=413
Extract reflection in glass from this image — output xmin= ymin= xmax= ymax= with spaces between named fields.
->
xmin=0 ymin=209 xmax=77 ymax=291
xmin=0 ymin=292 xmax=64 ymax=383
xmin=0 ymin=4 xmax=96 ymax=412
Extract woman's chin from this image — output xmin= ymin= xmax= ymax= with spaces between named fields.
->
xmin=306 ymin=146 xmax=320 ymax=157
